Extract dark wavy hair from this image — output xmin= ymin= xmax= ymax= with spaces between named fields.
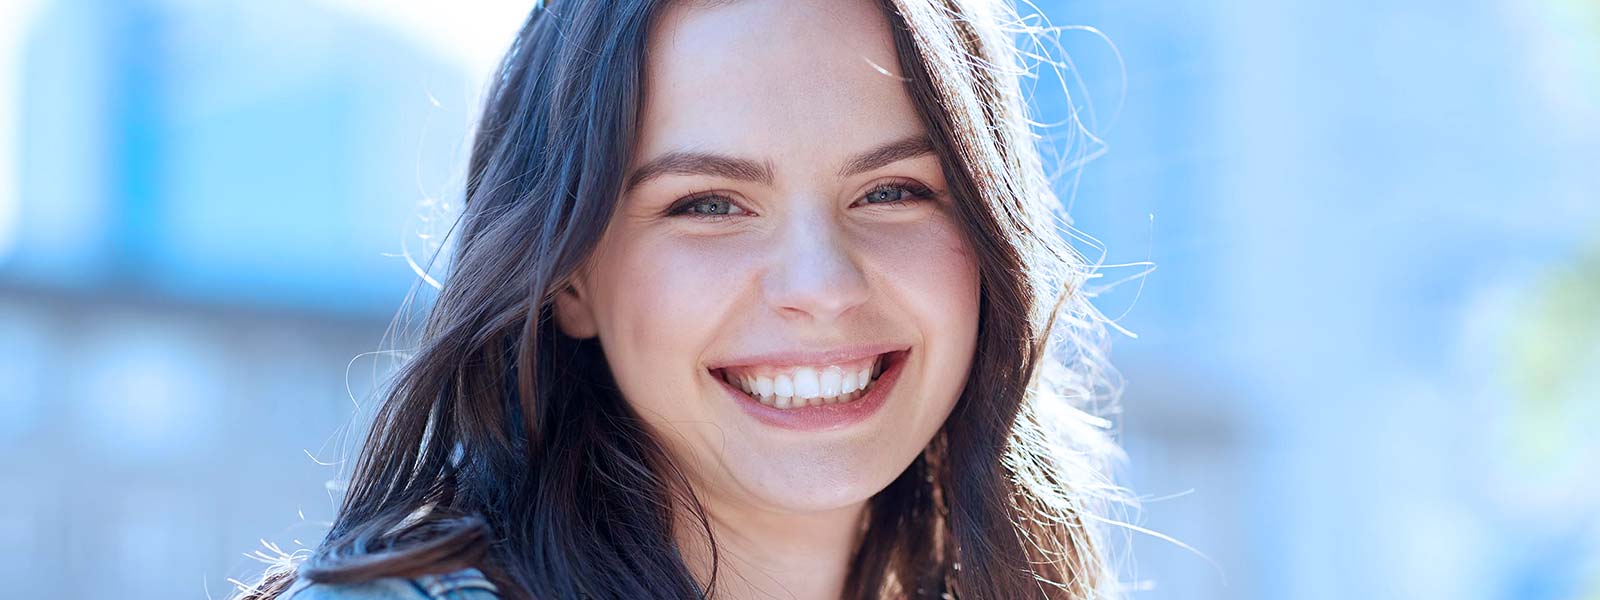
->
xmin=235 ymin=0 xmax=1127 ymax=598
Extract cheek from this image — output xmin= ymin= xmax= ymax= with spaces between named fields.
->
xmin=589 ymin=234 xmax=762 ymax=402
xmin=859 ymin=214 xmax=981 ymax=334
xmin=855 ymin=212 xmax=981 ymax=419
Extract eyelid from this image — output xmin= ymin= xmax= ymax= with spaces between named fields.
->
xmin=851 ymin=177 xmax=939 ymax=207
xmin=665 ymin=191 xmax=752 ymax=221
xmin=665 ymin=177 xmax=939 ymax=221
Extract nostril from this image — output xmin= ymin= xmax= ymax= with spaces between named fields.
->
xmin=762 ymin=253 xmax=871 ymax=322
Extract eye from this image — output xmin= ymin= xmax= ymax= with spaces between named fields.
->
xmin=855 ymin=180 xmax=938 ymax=209
xmin=668 ymin=193 xmax=748 ymax=221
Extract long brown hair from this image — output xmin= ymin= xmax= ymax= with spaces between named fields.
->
xmin=235 ymin=0 xmax=1127 ymax=597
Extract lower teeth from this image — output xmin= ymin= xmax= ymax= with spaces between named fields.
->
xmin=753 ymin=389 xmax=865 ymax=409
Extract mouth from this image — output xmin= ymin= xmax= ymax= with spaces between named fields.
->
xmin=710 ymin=349 xmax=909 ymax=410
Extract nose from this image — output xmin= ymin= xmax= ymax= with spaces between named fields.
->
xmin=762 ymin=212 xmax=870 ymax=324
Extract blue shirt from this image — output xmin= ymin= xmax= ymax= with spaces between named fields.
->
xmin=287 ymin=567 xmax=500 ymax=600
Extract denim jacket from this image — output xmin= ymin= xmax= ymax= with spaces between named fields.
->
xmin=287 ymin=567 xmax=500 ymax=600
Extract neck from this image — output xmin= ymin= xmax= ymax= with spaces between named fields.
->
xmin=675 ymin=494 xmax=866 ymax=600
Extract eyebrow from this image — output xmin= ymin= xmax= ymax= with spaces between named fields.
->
xmin=624 ymin=151 xmax=773 ymax=192
xmin=623 ymin=134 xmax=936 ymax=192
xmin=836 ymin=134 xmax=936 ymax=178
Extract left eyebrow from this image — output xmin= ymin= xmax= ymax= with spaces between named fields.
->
xmin=837 ymin=134 xmax=937 ymax=178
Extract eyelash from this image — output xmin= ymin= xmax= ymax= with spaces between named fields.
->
xmin=666 ymin=180 xmax=939 ymax=222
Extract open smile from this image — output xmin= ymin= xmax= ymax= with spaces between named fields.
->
xmin=712 ymin=351 xmax=897 ymax=409
xmin=709 ymin=349 xmax=910 ymax=432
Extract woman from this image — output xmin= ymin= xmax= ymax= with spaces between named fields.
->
xmin=237 ymin=0 xmax=1127 ymax=598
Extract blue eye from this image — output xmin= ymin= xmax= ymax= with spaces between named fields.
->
xmin=858 ymin=181 xmax=937 ymax=207
xmin=669 ymin=194 xmax=745 ymax=220
xmin=864 ymin=187 xmax=907 ymax=204
xmin=667 ymin=181 xmax=937 ymax=221
xmin=686 ymin=198 xmax=734 ymax=214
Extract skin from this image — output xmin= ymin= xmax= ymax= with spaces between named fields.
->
xmin=553 ymin=0 xmax=980 ymax=597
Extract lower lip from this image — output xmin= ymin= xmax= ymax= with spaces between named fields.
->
xmin=715 ymin=351 xmax=907 ymax=432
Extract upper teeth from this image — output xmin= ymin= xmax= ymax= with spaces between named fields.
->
xmin=719 ymin=354 xmax=887 ymax=409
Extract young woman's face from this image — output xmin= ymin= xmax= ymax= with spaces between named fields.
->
xmin=556 ymin=0 xmax=979 ymax=514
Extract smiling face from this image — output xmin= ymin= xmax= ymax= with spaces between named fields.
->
xmin=553 ymin=0 xmax=980 ymax=514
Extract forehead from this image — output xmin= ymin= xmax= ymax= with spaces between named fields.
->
xmin=636 ymin=0 xmax=925 ymax=171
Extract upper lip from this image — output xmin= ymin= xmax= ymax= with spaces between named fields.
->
xmin=706 ymin=343 xmax=910 ymax=370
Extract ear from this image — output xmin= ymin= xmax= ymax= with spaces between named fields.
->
xmin=551 ymin=278 xmax=599 ymax=339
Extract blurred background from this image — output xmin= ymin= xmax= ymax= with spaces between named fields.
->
xmin=0 ymin=0 xmax=1595 ymax=598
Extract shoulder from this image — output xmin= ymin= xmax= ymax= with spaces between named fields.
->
xmin=287 ymin=567 xmax=501 ymax=600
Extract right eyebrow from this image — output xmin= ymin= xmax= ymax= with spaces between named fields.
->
xmin=624 ymin=151 xmax=775 ymax=192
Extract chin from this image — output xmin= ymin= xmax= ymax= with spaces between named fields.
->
xmin=725 ymin=447 xmax=903 ymax=513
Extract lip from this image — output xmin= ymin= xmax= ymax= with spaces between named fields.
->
xmin=712 ymin=349 xmax=909 ymax=432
